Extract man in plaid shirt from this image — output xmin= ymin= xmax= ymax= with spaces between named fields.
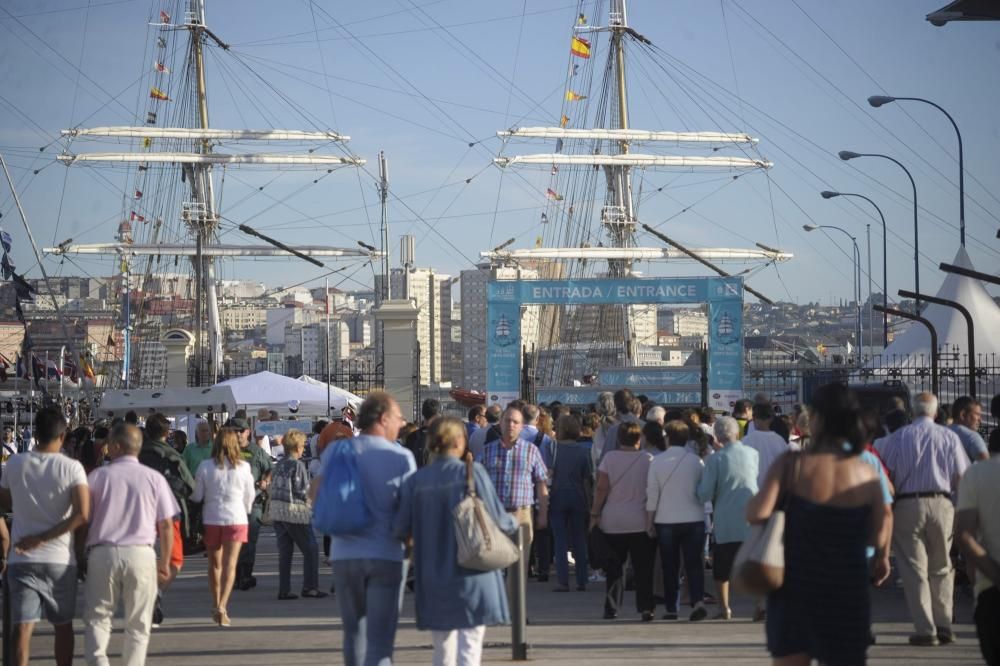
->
xmin=477 ymin=405 xmax=549 ymax=594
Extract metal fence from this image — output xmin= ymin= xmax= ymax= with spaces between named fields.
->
xmin=744 ymin=346 xmax=1000 ymax=413
xmin=193 ymin=358 xmax=385 ymax=398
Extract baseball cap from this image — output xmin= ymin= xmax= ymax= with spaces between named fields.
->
xmin=225 ymin=417 xmax=250 ymax=431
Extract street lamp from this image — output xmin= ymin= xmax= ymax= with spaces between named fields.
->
xmin=804 ymin=223 xmax=863 ymax=357
xmin=820 ymin=190 xmax=889 ymax=347
xmin=868 ymin=95 xmax=965 ymax=247
xmin=838 ymin=150 xmax=921 ymax=312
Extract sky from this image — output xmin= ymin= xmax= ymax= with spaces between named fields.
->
xmin=1 ymin=0 xmax=998 ymax=307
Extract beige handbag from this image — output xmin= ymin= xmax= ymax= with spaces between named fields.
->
xmin=453 ymin=455 xmax=521 ymax=572
xmin=733 ymin=452 xmax=801 ymax=595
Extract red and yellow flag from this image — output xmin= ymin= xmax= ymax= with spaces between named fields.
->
xmin=559 ymin=115 xmax=569 ymax=128
xmin=149 ymin=87 xmax=169 ymax=101
xmin=565 ymin=90 xmax=586 ymax=102
xmin=570 ymin=36 xmax=591 ymax=59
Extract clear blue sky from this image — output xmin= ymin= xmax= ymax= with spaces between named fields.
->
xmin=1 ymin=0 xmax=997 ymax=305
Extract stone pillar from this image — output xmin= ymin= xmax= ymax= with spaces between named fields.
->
xmin=161 ymin=329 xmax=195 ymax=388
xmin=374 ymin=299 xmax=419 ymax=421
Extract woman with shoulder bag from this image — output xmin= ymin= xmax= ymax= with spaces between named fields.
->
xmin=590 ymin=421 xmax=655 ymax=621
xmin=393 ymin=416 xmax=517 ymax=666
xmin=745 ymin=383 xmax=891 ymax=666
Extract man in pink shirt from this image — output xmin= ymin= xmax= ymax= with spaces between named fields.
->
xmin=83 ymin=424 xmax=178 ymax=666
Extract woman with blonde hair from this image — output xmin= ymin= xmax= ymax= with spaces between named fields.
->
xmin=269 ymin=429 xmax=327 ymax=600
xmin=394 ymin=416 xmax=516 ymax=666
xmin=192 ymin=428 xmax=256 ymax=626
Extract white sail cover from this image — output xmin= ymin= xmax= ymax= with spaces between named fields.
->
xmin=58 ymin=152 xmax=363 ymax=166
xmin=874 ymin=246 xmax=1000 ymax=366
xmin=495 ymin=154 xmax=771 ymax=169
xmin=499 ymin=127 xmax=757 ymax=144
xmin=62 ymin=127 xmax=349 ymax=141
xmin=482 ymin=246 xmax=792 ymax=262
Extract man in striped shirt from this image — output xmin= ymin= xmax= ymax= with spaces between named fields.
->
xmin=879 ymin=392 xmax=969 ymax=646
xmin=477 ymin=406 xmax=548 ymax=596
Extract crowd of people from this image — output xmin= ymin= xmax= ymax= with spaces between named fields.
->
xmin=0 ymin=386 xmax=998 ymax=666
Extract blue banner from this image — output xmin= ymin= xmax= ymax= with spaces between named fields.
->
xmin=486 ymin=276 xmax=743 ymax=409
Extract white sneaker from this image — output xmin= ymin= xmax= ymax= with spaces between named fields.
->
xmin=588 ymin=572 xmax=605 ymax=583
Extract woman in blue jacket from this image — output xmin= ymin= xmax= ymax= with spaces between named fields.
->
xmin=394 ymin=416 xmax=517 ymax=666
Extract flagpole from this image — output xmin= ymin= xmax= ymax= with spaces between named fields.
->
xmin=59 ymin=345 xmax=65 ymax=401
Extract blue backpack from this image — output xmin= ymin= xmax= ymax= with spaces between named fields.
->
xmin=313 ymin=439 xmax=370 ymax=536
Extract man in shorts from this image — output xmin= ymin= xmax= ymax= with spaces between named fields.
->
xmin=0 ymin=406 xmax=90 ymax=666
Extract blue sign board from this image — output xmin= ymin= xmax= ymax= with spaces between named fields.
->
xmin=487 ymin=276 xmax=743 ymax=409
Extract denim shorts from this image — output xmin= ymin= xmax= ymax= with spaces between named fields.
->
xmin=7 ymin=562 xmax=78 ymax=624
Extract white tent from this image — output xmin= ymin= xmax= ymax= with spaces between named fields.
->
xmin=216 ymin=371 xmax=359 ymax=416
xmin=98 ymin=386 xmax=236 ymax=419
xmin=296 ymin=375 xmax=363 ymax=410
xmin=878 ymin=246 xmax=1000 ymax=365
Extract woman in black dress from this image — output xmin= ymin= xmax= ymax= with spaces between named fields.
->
xmin=747 ymin=383 xmax=891 ymax=665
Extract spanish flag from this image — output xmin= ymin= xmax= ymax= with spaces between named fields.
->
xmin=570 ymin=36 xmax=591 ymax=59
xmin=150 ymin=87 xmax=169 ymax=101
xmin=80 ymin=353 xmax=96 ymax=380
xmin=565 ymin=90 xmax=587 ymax=102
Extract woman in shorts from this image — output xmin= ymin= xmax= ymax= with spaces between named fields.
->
xmin=192 ymin=428 xmax=255 ymax=627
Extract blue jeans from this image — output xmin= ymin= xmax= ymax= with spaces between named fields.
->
xmin=550 ymin=504 xmax=589 ymax=588
xmin=332 ymin=558 xmax=406 ymax=666
xmin=236 ymin=505 xmax=263 ymax=579
xmin=274 ymin=521 xmax=319 ymax=596
xmin=656 ymin=521 xmax=706 ymax=613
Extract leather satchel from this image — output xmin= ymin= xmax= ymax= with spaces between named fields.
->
xmin=733 ymin=452 xmax=801 ymax=595
xmin=453 ymin=455 xmax=521 ymax=572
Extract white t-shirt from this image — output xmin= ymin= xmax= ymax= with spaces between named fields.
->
xmin=0 ymin=451 xmax=88 ymax=565
xmin=957 ymin=457 xmax=1000 ymax=598
xmin=742 ymin=430 xmax=799 ymax=487
xmin=646 ymin=447 xmax=705 ymax=524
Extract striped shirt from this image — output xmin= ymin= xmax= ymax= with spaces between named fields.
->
xmin=878 ymin=417 xmax=968 ymax=495
xmin=477 ymin=437 xmax=548 ymax=510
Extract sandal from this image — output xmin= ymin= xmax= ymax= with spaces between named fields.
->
xmin=301 ymin=588 xmax=328 ymax=599
xmin=713 ymin=608 xmax=732 ymax=620
xmin=218 ymin=609 xmax=231 ymax=627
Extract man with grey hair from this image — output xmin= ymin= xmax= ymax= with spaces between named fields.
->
xmin=696 ymin=416 xmax=758 ymax=619
xmin=645 ymin=406 xmax=666 ymax=426
xmin=83 ymin=423 xmax=178 ymax=664
xmin=879 ymin=391 xmax=969 ymax=646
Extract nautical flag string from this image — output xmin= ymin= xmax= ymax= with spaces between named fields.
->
xmin=134 ymin=190 xmax=143 ymax=200
xmin=150 ymin=87 xmax=169 ymax=101
xmin=555 ymin=138 xmax=564 ymax=153
xmin=160 ymin=10 xmax=171 ymax=23
xmin=142 ymin=137 xmax=153 ymax=149
xmin=154 ymin=61 xmax=170 ymax=74
xmin=570 ymin=36 xmax=591 ymax=59
xmin=565 ymin=90 xmax=586 ymax=101
xmin=130 ymin=211 xmax=145 ymax=222
xmin=546 ymin=188 xmax=564 ymax=201
xmin=578 ymin=13 xmax=587 ymax=25
xmin=146 ymin=111 xmax=157 ymax=124
xmin=559 ymin=115 xmax=569 ymax=128
xmin=156 ymin=36 xmax=167 ymax=49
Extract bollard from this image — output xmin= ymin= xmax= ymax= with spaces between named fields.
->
xmin=510 ymin=526 xmax=528 ymax=661
xmin=3 ymin=526 xmax=10 ymax=666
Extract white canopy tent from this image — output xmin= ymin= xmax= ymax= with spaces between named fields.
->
xmin=877 ymin=246 xmax=1000 ymax=365
xmin=97 ymin=386 xmax=237 ymax=419
xmin=296 ymin=375 xmax=363 ymax=411
xmin=215 ymin=371 xmax=359 ymax=417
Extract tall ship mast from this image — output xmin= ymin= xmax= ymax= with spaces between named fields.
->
xmin=49 ymin=0 xmax=375 ymax=387
xmin=489 ymin=0 xmax=787 ymax=386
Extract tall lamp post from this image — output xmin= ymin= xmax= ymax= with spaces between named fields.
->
xmin=868 ymin=96 xmax=965 ymax=247
xmin=838 ymin=151 xmax=921 ymax=312
xmin=804 ymin=223 xmax=863 ymax=358
xmin=820 ymin=190 xmax=889 ymax=347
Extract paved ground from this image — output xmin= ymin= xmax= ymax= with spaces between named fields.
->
xmin=7 ymin=527 xmax=986 ymax=664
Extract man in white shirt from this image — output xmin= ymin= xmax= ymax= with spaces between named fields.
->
xmin=0 ymin=407 xmax=90 ymax=666
xmin=741 ymin=402 xmax=799 ymax=487
xmin=1 ymin=426 xmax=17 ymax=477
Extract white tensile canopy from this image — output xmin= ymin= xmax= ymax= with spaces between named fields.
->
xmin=877 ymin=246 xmax=1000 ymax=365
xmin=215 ymin=371 xmax=360 ymax=416
xmin=296 ymin=375 xmax=363 ymax=410
xmin=97 ymin=386 xmax=237 ymax=419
